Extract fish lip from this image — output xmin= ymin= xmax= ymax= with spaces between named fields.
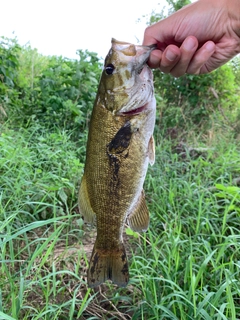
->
xmin=120 ymin=103 xmax=149 ymax=116
xmin=118 ymin=99 xmax=154 ymax=116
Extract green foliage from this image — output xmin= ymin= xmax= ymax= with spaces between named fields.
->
xmin=148 ymin=0 xmax=191 ymax=25
xmin=214 ymin=184 xmax=240 ymax=213
xmin=0 ymin=37 xmax=102 ymax=139
xmin=154 ymin=64 xmax=238 ymax=129
xmin=0 ymin=37 xmax=21 ymax=121
xmin=129 ymin=133 xmax=240 ymax=319
xmin=166 ymin=0 xmax=190 ymax=13
xmin=231 ymin=56 xmax=240 ymax=87
xmin=0 ymin=124 xmax=83 ymax=223
xmin=1 ymin=122 xmax=240 ymax=318
xmin=34 ymin=50 xmax=101 ymax=133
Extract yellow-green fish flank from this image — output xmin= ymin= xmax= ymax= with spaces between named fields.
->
xmin=79 ymin=39 xmax=156 ymax=288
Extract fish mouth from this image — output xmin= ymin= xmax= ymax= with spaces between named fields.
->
xmin=121 ymin=103 xmax=148 ymax=116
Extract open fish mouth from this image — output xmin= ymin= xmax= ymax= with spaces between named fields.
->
xmin=121 ymin=103 xmax=148 ymax=116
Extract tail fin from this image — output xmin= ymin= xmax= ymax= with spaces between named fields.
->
xmin=87 ymin=242 xmax=129 ymax=288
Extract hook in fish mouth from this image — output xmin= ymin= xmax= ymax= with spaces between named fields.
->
xmin=137 ymin=44 xmax=157 ymax=72
xmin=148 ymin=43 xmax=157 ymax=50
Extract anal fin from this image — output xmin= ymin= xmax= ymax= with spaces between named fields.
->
xmin=78 ymin=174 xmax=96 ymax=224
xmin=127 ymin=190 xmax=150 ymax=232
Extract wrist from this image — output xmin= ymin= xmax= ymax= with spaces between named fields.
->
xmin=199 ymin=0 xmax=240 ymax=42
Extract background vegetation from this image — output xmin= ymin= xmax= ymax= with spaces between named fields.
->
xmin=1 ymin=0 xmax=240 ymax=319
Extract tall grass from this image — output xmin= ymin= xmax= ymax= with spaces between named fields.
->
xmin=0 ymin=122 xmax=239 ymax=319
xmin=130 ymin=132 xmax=240 ymax=319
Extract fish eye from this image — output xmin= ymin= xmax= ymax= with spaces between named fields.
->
xmin=105 ymin=63 xmax=115 ymax=75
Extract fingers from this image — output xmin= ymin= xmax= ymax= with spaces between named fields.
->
xmin=168 ymin=36 xmax=198 ymax=77
xmin=147 ymin=37 xmax=216 ymax=76
xmin=147 ymin=36 xmax=199 ymax=76
xmin=158 ymin=45 xmax=181 ymax=72
xmin=147 ymin=49 xmax=163 ymax=69
xmin=186 ymin=41 xmax=216 ymax=74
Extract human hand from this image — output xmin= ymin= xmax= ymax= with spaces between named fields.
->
xmin=143 ymin=0 xmax=240 ymax=77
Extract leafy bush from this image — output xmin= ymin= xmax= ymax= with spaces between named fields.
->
xmin=0 ymin=37 xmax=102 ymax=139
xmin=0 ymin=37 xmax=21 ymax=122
xmin=34 ymin=50 xmax=101 ymax=133
xmin=154 ymin=64 xmax=238 ymax=130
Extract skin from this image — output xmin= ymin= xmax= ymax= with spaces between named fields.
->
xmin=143 ymin=0 xmax=240 ymax=77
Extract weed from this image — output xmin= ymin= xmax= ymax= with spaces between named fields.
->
xmin=1 ymin=122 xmax=240 ymax=319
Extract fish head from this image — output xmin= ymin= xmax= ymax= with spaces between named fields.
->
xmin=98 ymin=38 xmax=156 ymax=115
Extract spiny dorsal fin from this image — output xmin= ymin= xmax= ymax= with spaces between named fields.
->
xmin=127 ymin=191 xmax=150 ymax=232
xmin=78 ymin=174 xmax=96 ymax=224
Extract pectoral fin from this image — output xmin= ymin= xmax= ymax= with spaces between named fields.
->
xmin=78 ymin=174 xmax=96 ymax=224
xmin=127 ymin=191 xmax=150 ymax=232
xmin=148 ymin=135 xmax=155 ymax=166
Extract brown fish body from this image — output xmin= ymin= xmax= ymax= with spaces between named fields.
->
xmin=79 ymin=39 xmax=156 ymax=287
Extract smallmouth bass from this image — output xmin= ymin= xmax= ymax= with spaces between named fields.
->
xmin=79 ymin=39 xmax=156 ymax=288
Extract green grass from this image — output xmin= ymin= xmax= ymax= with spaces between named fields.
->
xmin=0 ymin=122 xmax=240 ymax=319
xmin=129 ymin=134 xmax=240 ymax=320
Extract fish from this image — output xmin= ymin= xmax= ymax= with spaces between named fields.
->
xmin=78 ymin=38 xmax=156 ymax=288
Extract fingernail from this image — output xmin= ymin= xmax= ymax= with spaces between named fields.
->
xmin=205 ymin=42 xmax=215 ymax=52
xmin=184 ymin=37 xmax=196 ymax=51
xmin=165 ymin=49 xmax=178 ymax=61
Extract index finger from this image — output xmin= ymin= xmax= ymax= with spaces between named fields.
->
xmin=147 ymin=50 xmax=163 ymax=69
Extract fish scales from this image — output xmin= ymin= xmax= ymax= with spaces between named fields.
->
xmin=79 ymin=39 xmax=156 ymax=288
